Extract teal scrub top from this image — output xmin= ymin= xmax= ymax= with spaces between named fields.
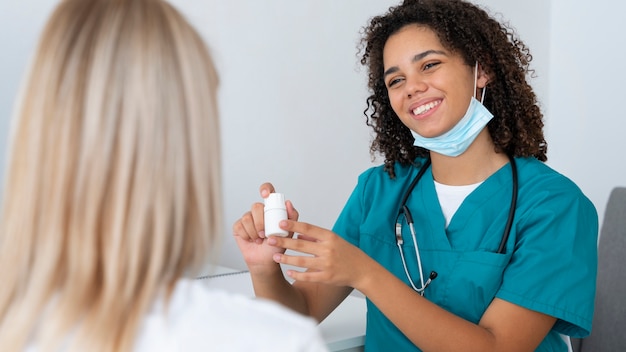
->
xmin=332 ymin=157 xmax=598 ymax=351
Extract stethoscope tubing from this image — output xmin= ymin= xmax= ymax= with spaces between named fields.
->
xmin=395 ymin=155 xmax=518 ymax=295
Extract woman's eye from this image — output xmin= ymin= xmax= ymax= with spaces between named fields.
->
xmin=387 ymin=77 xmax=403 ymax=88
xmin=424 ymin=62 xmax=440 ymax=70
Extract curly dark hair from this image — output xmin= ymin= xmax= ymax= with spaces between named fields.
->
xmin=358 ymin=0 xmax=547 ymax=178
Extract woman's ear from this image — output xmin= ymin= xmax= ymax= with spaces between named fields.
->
xmin=476 ymin=63 xmax=490 ymax=88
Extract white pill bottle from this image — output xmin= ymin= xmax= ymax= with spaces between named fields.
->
xmin=264 ymin=193 xmax=289 ymax=237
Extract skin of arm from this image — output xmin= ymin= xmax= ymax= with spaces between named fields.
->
xmin=270 ymin=219 xmax=557 ymax=352
xmin=241 ymin=244 xmax=353 ymax=323
xmin=232 ymin=184 xmax=353 ymax=320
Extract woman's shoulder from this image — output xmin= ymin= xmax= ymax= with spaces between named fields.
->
xmin=135 ymin=280 xmax=327 ymax=351
xmin=516 ymin=157 xmax=586 ymax=193
xmin=169 ymin=279 xmax=320 ymax=328
xmin=514 ymin=157 xmax=596 ymax=215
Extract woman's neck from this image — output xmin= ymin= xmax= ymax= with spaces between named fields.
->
xmin=429 ymin=129 xmax=509 ymax=186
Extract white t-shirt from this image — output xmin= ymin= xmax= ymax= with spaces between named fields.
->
xmin=133 ymin=279 xmax=328 ymax=352
xmin=434 ymin=180 xmax=482 ymax=227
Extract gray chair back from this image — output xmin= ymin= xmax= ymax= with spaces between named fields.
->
xmin=572 ymin=187 xmax=626 ymax=352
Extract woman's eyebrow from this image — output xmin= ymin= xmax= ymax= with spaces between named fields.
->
xmin=383 ymin=49 xmax=447 ymax=78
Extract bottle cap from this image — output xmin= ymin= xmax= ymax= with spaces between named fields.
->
xmin=264 ymin=193 xmax=285 ymax=210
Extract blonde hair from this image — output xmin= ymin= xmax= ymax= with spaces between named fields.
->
xmin=0 ymin=0 xmax=221 ymax=350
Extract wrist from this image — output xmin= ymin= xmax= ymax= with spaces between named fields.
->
xmin=352 ymin=257 xmax=385 ymax=294
xmin=247 ymin=261 xmax=283 ymax=277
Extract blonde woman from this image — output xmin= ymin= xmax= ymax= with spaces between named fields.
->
xmin=0 ymin=0 xmax=327 ymax=351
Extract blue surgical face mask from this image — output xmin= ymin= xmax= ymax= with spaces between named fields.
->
xmin=410 ymin=63 xmax=493 ymax=157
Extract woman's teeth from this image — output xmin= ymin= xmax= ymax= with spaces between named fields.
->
xmin=413 ymin=101 xmax=440 ymax=115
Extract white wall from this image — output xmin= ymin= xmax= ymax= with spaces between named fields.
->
xmin=174 ymin=0 xmax=399 ymax=269
xmin=547 ymin=0 xmax=626 ymax=231
xmin=1 ymin=0 xmax=616 ymax=272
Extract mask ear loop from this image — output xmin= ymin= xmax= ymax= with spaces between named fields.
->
xmin=475 ymin=62 xmax=487 ymax=104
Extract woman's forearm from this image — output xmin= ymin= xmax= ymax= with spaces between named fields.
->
xmin=249 ymin=264 xmax=310 ymax=317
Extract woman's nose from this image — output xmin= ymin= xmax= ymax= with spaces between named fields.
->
xmin=406 ymin=75 xmax=427 ymax=98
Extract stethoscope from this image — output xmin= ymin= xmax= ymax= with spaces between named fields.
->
xmin=394 ymin=155 xmax=518 ymax=296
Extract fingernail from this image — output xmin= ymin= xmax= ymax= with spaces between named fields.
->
xmin=273 ymin=253 xmax=281 ymax=262
xmin=258 ymin=230 xmax=266 ymax=238
xmin=267 ymin=237 xmax=277 ymax=245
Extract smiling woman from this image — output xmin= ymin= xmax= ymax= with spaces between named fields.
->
xmin=231 ymin=1 xmax=598 ymax=351
xmin=383 ymin=25 xmax=488 ymax=149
